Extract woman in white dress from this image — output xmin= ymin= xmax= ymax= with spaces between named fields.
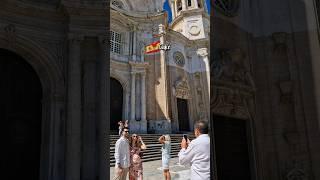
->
xmin=159 ymin=134 xmax=171 ymax=180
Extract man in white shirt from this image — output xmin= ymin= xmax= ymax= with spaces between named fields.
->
xmin=178 ymin=120 xmax=211 ymax=180
xmin=113 ymin=127 xmax=130 ymax=180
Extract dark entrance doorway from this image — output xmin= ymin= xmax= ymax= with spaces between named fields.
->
xmin=213 ymin=115 xmax=252 ymax=180
xmin=0 ymin=49 xmax=42 ymax=179
xmin=177 ymin=98 xmax=190 ymax=131
xmin=110 ymin=78 xmax=123 ymax=130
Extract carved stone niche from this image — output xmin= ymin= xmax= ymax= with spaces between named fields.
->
xmin=286 ymin=161 xmax=307 ymax=180
xmin=174 ymin=76 xmax=190 ymax=99
xmin=272 ymin=32 xmax=287 ymax=54
xmin=4 ymin=24 xmax=16 ymax=45
xmin=279 ymin=80 xmax=293 ymax=104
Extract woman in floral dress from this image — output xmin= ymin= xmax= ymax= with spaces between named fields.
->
xmin=129 ymin=134 xmax=146 ymax=180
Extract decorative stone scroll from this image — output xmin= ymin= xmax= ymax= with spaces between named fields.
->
xmin=286 ymin=161 xmax=307 ymax=180
xmin=213 ymin=48 xmax=255 ymax=88
xmin=4 ymin=24 xmax=16 ymax=46
xmin=214 ymin=0 xmax=240 ymax=17
xmin=174 ymin=77 xmax=190 ymax=99
xmin=212 ymin=87 xmax=251 ymax=119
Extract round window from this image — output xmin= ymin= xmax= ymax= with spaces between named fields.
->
xmin=173 ymin=51 xmax=185 ymax=67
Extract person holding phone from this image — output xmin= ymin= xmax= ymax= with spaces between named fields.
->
xmin=159 ymin=134 xmax=171 ymax=180
xmin=178 ymin=120 xmax=210 ymax=180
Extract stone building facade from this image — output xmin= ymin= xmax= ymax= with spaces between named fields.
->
xmin=212 ymin=0 xmax=320 ymax=179
xmin=0 ymin=1 xmax=108 ymax=180
xmin=110 ymin=0 xmax=210 ymax=134
xmin=0 ymin=0 xmax=209 ymax=179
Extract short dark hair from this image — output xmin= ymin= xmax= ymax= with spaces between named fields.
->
xmin=194 ymin=120 xmax=209 ymax=134
xmin=122 ymin=127 xmax=129 ymax=132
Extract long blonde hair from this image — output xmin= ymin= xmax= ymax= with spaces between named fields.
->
xmin=164 ymin=134 xmax=171 ymax=142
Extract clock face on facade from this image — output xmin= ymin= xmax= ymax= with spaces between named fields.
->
xmin=188 ymin=25 xmax=201 ymax=35
xmin=214 ymin=0 xmax=240 ymax=17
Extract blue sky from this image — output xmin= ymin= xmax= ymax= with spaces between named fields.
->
xmin=163 ymin=0 xmax=211 ymax=23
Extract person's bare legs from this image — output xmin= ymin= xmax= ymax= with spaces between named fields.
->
xmin=163 ymin=169 xmax=171 ymax=180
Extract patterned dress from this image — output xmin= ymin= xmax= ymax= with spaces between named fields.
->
xmin=129 ymin=146 xmax=143 ymax=180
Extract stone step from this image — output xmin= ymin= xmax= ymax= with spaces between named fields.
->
xmin=110 ymin=147 xmax=181 ymax=154
xmin=110 ymin=154 xmax=180 ymax=166
xmin=109 ymin=134 xmax=195 ymax=166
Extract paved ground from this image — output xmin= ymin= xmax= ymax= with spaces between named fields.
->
xmin=110 ymin=157 xmax=191 ymax=180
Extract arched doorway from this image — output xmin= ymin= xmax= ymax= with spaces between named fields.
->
xmin=177 ymin=98 xmax=190 ymax=132
xmin=110 ymin=77 xmax=124 ymax=131
xmin=0 ymin=49 xmax=42 ymax=179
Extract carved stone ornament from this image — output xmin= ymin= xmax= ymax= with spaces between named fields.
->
xmin=272 ymin=32 xmax=287 ymax=54
xmin=214 ymin=0 xmax=240 ymax=17
xmin=174 ymin=77 xmax=190 ymax=99
xmin=111 ymin=0 xmax=124 ymax=9
xmin=189 ymin=25 xmax=201 ymax=36
xmin=279 ymin=80 xmax=293 ymax=104
xmin=286 ymin=161 xmax=307 ymax=180
xmin=212 ymin=48 xmax=255 ymax=88
xmin=4 ymin=24 xmax=17 ymax=45
xmin=211 ymin=88 xmax=249 ymax=119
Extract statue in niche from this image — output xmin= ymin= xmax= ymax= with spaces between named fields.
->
xmin=212 ymin=48 xmax=255 ymax=87
xmin=286 ymin=161 xmax=307 ymax=180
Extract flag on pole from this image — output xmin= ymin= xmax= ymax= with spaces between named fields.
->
xmin=145 ymin=41 xmax=161 ymax=54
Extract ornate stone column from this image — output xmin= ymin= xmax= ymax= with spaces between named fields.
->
xmin=132 ymin=26 xmax=137 ymax=61
xmin=197 ymin=48 xmax=210 ymax=121
xmin=141 ymin=72 xmax=146 ymax=121
xmin=171 ymin=2 xmax=176 ymax=18
xmin=194 ymin=0 xmax=199 ymax=8
xmin=66 ymin=34 xmax=83 ymax=180
xmin=51 ymin=93 xmax=65 ymax=180
xmin=130 ymin=72 xmax=136 ymax=121
xmin=140 ymin=46 xmax=145 ymax=62
xmin=182 ymin=0 xmax=187 ymax=10
xmin=197 ymin=48 xmax=210 ymax=97
xmin=98 ymin=36 xmax=108 ymax=180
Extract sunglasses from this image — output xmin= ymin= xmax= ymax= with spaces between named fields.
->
xmin=124 ymin=131 xmax=129 ymax=133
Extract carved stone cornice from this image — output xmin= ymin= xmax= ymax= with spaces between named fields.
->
xmin=0 ymin=0 xmax=66 ymax=21
xmin=67 ymin=33 xmax=84 ymax=43
xmin=197 ymin=48 xmax=208 ymax=57
xmin=211 ymin=87 xmax=252 ymax=119
xmin=129 ymin=61 xmax=149 ymax=70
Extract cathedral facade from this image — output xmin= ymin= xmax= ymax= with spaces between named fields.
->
xmin=212 ymin=0 xmax=320 ymax=179
xmin=110 ymin=0 xmax=210 ymax=134
xmin=0 ymin=1 xmax=108 ymax=179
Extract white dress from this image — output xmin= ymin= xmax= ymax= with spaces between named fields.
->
xmin=161 ymin=141 xmax=171 ymax=169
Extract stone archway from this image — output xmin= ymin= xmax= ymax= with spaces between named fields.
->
xmin=0 ymin=49 xmax=42 ymax=179
xmin=0 ymin=33 xmax=65 ymax=179
xmin=110 ymin=77 xmax=124 ymax=131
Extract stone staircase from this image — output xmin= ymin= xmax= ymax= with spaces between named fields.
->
xmin=109 ymin=133 xmax=195 ymax=167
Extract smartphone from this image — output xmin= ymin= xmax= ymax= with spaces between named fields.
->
xmin=183 ymin=134 xmax=188 ymax=141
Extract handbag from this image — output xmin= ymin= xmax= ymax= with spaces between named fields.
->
xmin=139 ymin=151 xmax=144 ymax=158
